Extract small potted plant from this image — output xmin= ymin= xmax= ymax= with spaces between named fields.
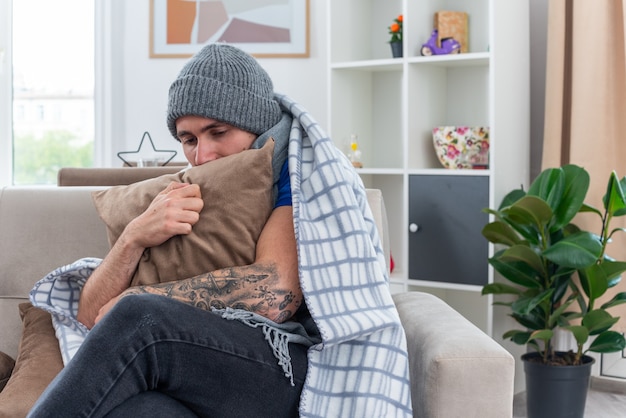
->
xmin=388 ymin=14 xmax=403 ymax=58
xmin=482 ymin=164 xmax=626 ymax=418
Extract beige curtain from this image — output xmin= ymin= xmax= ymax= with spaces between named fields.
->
xmin=543 ymin=0 xmax=626 ymax=331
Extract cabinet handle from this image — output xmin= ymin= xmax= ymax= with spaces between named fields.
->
xmin=409 ymin=223 xmax=419 ymax=233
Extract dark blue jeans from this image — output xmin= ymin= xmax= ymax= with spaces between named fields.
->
xmin=28 ymin=294 xmax=308 ymax=418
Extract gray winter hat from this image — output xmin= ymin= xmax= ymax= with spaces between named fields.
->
xmin=167 ymin=43 xmax=281 ymax=137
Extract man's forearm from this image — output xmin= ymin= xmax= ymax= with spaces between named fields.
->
xmin=122 ymin=262 xmax=302 ymax=323
xmin=77 ymin=237 xmax=145 ymax=328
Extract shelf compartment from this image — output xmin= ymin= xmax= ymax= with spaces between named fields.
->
xmin=329 ymin=0 xmax=403 ymax=63
xmin=330 ymin=68 xmax=403 ymax=169
xmin=407 ymin=0 xmax=490 ymax=58
xmin=407 ymin=63 xmax=489 ymax=170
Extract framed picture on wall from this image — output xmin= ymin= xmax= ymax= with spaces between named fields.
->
xmin=150 ymin=0 xmax=310 ymax=58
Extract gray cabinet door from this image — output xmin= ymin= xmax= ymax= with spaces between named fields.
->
xmin=408 ymin=175 xmax=489 ymax=285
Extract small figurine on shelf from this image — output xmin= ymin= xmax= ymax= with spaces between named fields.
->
xmin=420 ymin=29 xmax=461 ymax=56
xmin=348 ymin=134 xmax=363 ymax=168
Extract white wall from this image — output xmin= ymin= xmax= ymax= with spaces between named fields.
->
xmin=104 ymin=0 xmax=327 ymax=166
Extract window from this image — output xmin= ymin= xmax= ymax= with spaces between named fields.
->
xmin=5 ymin=0 xmax=95 ymax=185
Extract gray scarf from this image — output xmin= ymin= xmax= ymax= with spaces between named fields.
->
xmin=250 ymin=109 xmax=292 ymax=187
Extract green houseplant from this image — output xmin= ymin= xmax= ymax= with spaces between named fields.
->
xmin=481 ymin=164 xmax=626 ymax=417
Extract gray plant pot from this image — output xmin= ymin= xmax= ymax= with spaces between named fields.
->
xmin=522 ymin=352 xmax=595 ymax=418
xmin=390 ymin=41 xmax=402 ymax=58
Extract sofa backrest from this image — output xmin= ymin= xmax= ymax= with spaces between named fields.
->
xmin=58 ymin=167 xmax=184 ymax=186
xmin=0 ymin=187 xmax=110 ymax=296
xmin=0 ymin=186 xmax=110 ymax=357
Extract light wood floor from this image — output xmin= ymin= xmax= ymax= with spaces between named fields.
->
xmin=513 ymin=377 xmax=626 ymax=417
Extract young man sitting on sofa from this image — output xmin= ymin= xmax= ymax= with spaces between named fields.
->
xmin=26 ymin=44 xmax=413 ymax=418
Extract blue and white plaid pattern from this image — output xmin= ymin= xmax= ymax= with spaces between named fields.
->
xmin=30 ymin=258 xmax=100 ymax=364
xmin=30 ymin=95 xmax=413 ymax=417
xmin=278 ymin=94 xmax=412 ymax=417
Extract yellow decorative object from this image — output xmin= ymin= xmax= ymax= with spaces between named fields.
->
xmin=349 ymin=134 xmax=363 ymax=168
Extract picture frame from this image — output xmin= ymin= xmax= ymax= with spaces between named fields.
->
xmin=150 ymin=0 xmax=310 ymax=58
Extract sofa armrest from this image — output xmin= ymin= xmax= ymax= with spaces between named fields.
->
xmin=393 ymin=292 xmax=514 ymax=418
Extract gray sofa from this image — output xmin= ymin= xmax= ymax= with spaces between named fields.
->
xmin=0 ymin=178 xmax=515 ymax=417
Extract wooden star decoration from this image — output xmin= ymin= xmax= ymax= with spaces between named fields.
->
xmin=117 ymin=131 xmax=177 ymax=167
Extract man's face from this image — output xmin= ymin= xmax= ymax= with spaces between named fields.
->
xmin=175 ymin=115 xmax=257 ymax=166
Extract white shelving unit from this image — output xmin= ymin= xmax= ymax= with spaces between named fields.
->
xmin=327 ymin=0 xmax=530 ymax=336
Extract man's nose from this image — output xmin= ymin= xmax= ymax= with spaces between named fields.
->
xmin=194 ymin=138 xmax=218 ymax=165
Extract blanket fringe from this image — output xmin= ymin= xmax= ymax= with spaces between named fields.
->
xmin=216 ymin=308 xmax=295 ymax=386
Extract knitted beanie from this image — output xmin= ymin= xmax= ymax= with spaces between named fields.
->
xmin=167 ymin=44 xmax=281 ymax=137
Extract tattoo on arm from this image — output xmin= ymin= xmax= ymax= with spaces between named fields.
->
xmin=124 ymin=263 xmax=301 ymax=322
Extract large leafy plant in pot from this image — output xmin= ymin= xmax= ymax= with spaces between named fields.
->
xmin=482 ymin=164 xmax=626 ymax=418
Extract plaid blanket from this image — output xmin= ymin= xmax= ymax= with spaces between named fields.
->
xmin=30 ymin=95 xmax=413 ymax=417
xmin=278 ymin=94 xmax=412 ymax=417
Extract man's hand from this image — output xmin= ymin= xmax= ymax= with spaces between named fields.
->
xmin=124 ymin=182 xmax=204 ymax=249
